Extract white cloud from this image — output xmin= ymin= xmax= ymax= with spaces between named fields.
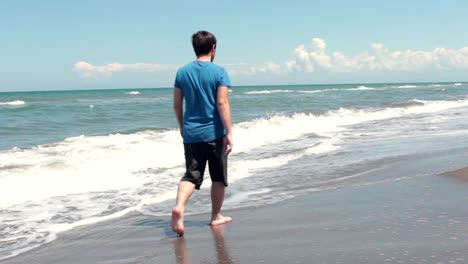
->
xmin=312 ymin=38 xmax=327 ymax=51
xmin=225 ymin=38 xmax=468 ymax=76
xmin=74 ymin=40 xmax=468 ymax=79
xmin=73 ymin=61 xmax=178 ymax=79
xmin=287 ymin=38 xmax=468 ymax=73
xmin=223 ymin=62 xmax=284 ymax=75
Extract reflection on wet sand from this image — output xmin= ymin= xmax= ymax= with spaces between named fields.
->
xmin=174 ymin=237 xmax=189 ymax=264
xmin=211 ymin=225 xmax=234 ymax=264
xmin=173 ymin=225 xmax=234 ymax=264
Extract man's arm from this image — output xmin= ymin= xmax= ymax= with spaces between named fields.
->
xmin=173 ymin=88 xmax=184 ymax=137
xmin=217 ymin=86 xmax=233 ymax=155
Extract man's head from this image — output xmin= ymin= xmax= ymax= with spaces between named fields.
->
xmin=192 ymin=31 xmax=217 ymax=61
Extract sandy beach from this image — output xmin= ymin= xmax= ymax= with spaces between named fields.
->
xmin=2 ymin=162 xmax=468 ymax=264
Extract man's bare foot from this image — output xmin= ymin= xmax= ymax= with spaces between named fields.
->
xmin=210 ymin=215 xmax=232 ymax=226
xmin=171 ymin=207 xmax=184 ymax=236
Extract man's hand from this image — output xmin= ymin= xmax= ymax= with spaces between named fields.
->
xmin=224 ymin=133 xmax=233 ymax=155
xmin=217 ymin=86 xmax=232 ymax=155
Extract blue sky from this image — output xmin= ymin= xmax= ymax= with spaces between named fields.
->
xmin=0 ymin=0 xmax=467 ymax=92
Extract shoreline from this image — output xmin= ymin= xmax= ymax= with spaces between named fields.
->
xmin=2 ymin=165 xmax=468 ymax=264
xmin=443 ymin=166 xmax=468 ymax=181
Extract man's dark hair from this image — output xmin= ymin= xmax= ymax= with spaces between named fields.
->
xmin=192 ymin=31 xmax=217 ymax=57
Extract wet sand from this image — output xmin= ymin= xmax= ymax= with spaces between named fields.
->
xmin=2 ymin=167 xmax=468 ymax=264
xmin=444 ymin=166 xmax=468 ymax=181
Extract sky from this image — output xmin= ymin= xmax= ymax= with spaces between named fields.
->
xmin=0 ymin=0 xmax=467 ymax=92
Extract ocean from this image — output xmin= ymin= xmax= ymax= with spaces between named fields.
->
xmin=1 ymin=82 xmax=468 ymax=260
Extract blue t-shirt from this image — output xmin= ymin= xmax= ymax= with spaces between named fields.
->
xmin=174 ymin=61 xmax=231 ymax=143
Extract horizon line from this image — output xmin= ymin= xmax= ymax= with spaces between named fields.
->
xmin=0 ymin=80 xmax=466 ymax=94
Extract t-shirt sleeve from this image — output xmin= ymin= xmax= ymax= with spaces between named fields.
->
xmin=217 ymin=68 xmax=231 ymax=87
xmin=174 ymin=69 xmax=181 ymax=89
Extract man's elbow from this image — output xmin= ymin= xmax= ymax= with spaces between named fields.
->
xmin=217 ymin=99 xmax=229 ymax=109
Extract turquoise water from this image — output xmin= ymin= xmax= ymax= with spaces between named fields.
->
xmin=1 ymin=82 xmax=467 ymax=150
xmin=1 ymin=82 xmax=468 ymax=260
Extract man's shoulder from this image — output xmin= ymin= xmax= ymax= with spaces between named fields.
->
xmin=208 ymin=62 xmax=226 ymax=71
xmin=177 ymin=62 xmax=195 ymax=73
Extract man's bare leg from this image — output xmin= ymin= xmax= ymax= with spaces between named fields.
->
xmin=210 ymin=182 xmax=232 ymax=226
xmin=172 ymin=181 xmax=196 ymax=236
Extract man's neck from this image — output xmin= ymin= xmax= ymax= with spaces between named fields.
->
xmin=196 ymin=54 xmax=212 ymax=62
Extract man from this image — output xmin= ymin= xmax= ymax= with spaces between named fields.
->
xmin=172 ymin=30 xmax=233 ymax=236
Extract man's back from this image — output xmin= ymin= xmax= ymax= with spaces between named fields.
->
xmin=174 ymin=61 xmax=231 ymax=143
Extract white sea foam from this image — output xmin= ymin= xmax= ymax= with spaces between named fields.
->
xmin=454 ymin=83 xmax=463 ymax=86
xmin=233 ymin=98 xmax=468 ymax=159
xmin=245 ymin=89 xmax=293 ymax=94
xmin=127 ymin=91 xmax=140 ymax=95
xmin=297 ymin=88 xmax=338 ymax=93
xmin=0 ymin=130 xmax=185 ymax=260
xmin=346 ymin=86 xmax=375 ymax=91
xmin=397 ymin=85 xmax=418 ymax=88
xmin=0 ymin=100 xmax=25 ymax=106
xmin=0 ymin=131 xmax=181 ymax=207
xmin=297 ymin=90 xmax=323 ymax=93
xmin=246 ymin=88 xmax=344 ymax=95
xmin=7 ymin=98 xmax=466 ymax=206
xmin=223 ymin=188 xmax=271 ymax=205
xmin=1 ymin=97 xmax=468 ymax=260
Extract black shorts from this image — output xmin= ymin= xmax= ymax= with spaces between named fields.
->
xmin=181 ymin=136 xmax=228 ymax=190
